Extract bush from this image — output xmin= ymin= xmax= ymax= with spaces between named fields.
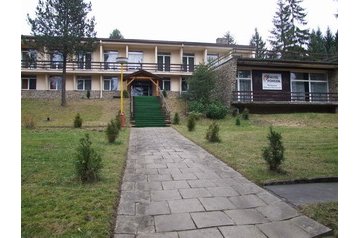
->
xmin=206 ymin=121 xmax=221 ymax=142
xmin=74 ymin=113 xmax=83 ymax=128
xmin=173 ymin=112 xmax=180 ymax=125
xmin=188 ymin=100 xmax=206 ymax=113
xmin=235 ymin=117 xmax=241 ymax=126
xmin=187 ymin=114 xmax=196 ymax=132
xmin=206 ymin=102 xmax=228 ymax=119
xmin=23 ymin=114 xmax=35 ymax=129
xmin=162 ymin=90 xmax=167 ymax=98
xmin=123 ymin=90 xmax=129 ymax=98
xmin=106 ymin=119 xmax=120 ymax=143
xmin=241 ymin=108 xmax=249 ymax=120
xmin=86 ymin=90 xmax=90 ymax=99
xmin=188 ymin=111 xmax=203 ymax=121
xmin=115 ymin=111 xmax=122 ymax=130
xmin=232 ymin=108 xmax=238 ymax=117
xmin=262 ymin=127 xmax=285 ymax=171
xmin=75 ymin=133 xmax=103 ymax=183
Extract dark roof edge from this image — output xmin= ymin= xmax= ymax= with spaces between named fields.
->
xmin=21 ymin=35 xmax=253 ymax=50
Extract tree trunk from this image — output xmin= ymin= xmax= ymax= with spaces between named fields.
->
xmin=61 ymin=54 xmax=67 ymax=106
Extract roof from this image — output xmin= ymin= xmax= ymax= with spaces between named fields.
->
xmin=124 ymin=69 xmax=162 ymax=80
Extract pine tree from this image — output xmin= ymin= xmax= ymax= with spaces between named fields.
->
xmin=27 ymin=0 xmax=97 ymax=106
xmin=223 ymin=31 xmax=236 ymax=45
xmin=307 ymin=28 xmax=326 ymax=60
xmin=325 ymin=27 xmax=336 ymax=56
xmin=250 ymin=28 xmax=267 ymax=59
xmin=109 ymin=29 xmax=124 ymax=39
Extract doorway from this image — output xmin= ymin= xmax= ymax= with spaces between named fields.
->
xmin=131 ymin=80 xmax=152 ymax=96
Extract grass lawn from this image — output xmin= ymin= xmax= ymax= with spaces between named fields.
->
xmin=173 ymin=113 xmax=338 ymax=185
xmin=21 ymin=99 xmax=129 ymax=237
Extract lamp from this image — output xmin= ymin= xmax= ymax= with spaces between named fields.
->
xmin=116 ymin=57 xmax=128 ymax=127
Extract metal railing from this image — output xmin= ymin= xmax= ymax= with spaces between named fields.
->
xmin=21 ymin=60 xmax=198 ymax=73
xmin=232 ymin=91 xmax=338 ymax=103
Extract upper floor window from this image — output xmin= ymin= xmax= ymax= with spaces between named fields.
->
xmin=182 ymin=54 xmax=194 ymax=72
xmin=236 ymin=70 xmax=252 ymax=102
xmin=104 ymin=50 xmax=119 ymax=70
xmin=51 ymin=50 xmax=63 ymax=69
xmin=49 ymin=76 xmax=62 ymax=90
xmin=77 ymin=76 xmax=92 ymax=91
xmin=22 ymin=76 xmax=36 ymax=90
xmin=77 ymin=52 xmax=92 ymax=69
xmin=207 ymin=54 xmax=219 ymax=65
xmin=21 ymin=49 xmax=37 ymax=69
xmin=157 ymin=53 xmax=171 ymax=72
xmin=128 ymin=51 xmax=143 ymax=70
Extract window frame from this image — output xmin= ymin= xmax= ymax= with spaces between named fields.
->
xmin=103 ymin=76 xmax=119 ymax=91
xmin=290 ymin=72 xmax=329 ymax=102
xmin=182 ymin=54 xmax=195 ymax=72
xmin=21 ymin=76 xmax=37 ymax=90
xmin=48 ymin=75 xmax=62 ymax=90
xmin=104 ymin=50 xmax=119 ymax=70
xmin=160 ymin=78 xmax=171 ymax=91
xmin=76 ymin=76 xmax=92 ymax=91
xmin=128 ymin=51 xmax=144 ymax=70
xmin=236 ymin=69 xmax=253 ymax=102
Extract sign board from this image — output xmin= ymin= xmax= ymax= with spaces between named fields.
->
xmin=262 ymin=73 xmax=282 ymax=90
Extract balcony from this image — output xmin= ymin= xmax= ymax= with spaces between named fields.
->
xmin=232 ymin=91 xmax=338 ymax=104
xmin=21 ymin=60 xmax=197 ymax=74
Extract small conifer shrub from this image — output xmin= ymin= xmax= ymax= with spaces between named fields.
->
xmin=241 ymin=108 xmax=249 ymax=120
xmin=23 ymin=114 xmax=36 ymax=129
xmin=74 ymin=113 xmax=83 ymax=128
xmin=173 ymin=112 xmax=180 ymax=125
xmin=75 ymin=133 xmax=103 ymax=183
xmin=187 ymin=114 xmax=196 ymax=132
xmin=262 ymin=127 xmax=285 ymax=171
xmin=106 ymin=119 xmax=119 ymax=143
xmin=206 ymin=121 xmax=221 ymax=142
xmin=86 ymin=90 xmax=90 ymax=99
xmin=235 ymin=117 xmax=241 ymax=126
xmin=115 ymin=111 xmax=122 ymax=130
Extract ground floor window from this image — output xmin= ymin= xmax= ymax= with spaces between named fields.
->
xmin=49 ymin=76 xmax=62 ymax=90
xmin=181 ymin=77 xmax=188 ymax=92
xmin=160 ymin=78 xmax=171 ymax=91
xmin=103 ymin=76 xmax=119 ymax=91
xmin=22 ymin=76 xmax=36 ymax=90
xmin=291 ymin=72 xmax=328 ymax=101
xmin=77 ymin=76 xmax=92 ymax=91
xmin=237 ymin=70 xmax=252 ymax=101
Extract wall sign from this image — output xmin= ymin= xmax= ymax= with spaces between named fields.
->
xmin=262 ymin=73 xmax=282 ymax=90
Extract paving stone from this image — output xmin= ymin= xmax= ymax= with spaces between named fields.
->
xmin=256 ymin=191 xmax=282 ymax=205
xmin=219 ymin=225 xmax=267 ymax=238
xmin=179 ymin=188 xmax=212 ymax=198
xmin=291 ymin=215 xmax=332 ymax=237
xmin=114 ymin=215 xmax=141 ymax=234
xmin=199 ymin=197 xmax=236 ymax=211
xmin=224 ymin=209 xmax=270 ymax=225
xmin=137 ymin=215 xmax=156 ymax=233
xmin=168 ymin=198 xmax=205 ymax=213
xmin=231 ymin=183 xmax=264 ymax=195
xmin=187 ymin=179 xmax=217 ymax=188
xmin=114 ymin=234 xmax=135 ymax=238
xmin=256 ymin=201 xmax=299 ymax=221
xmin=121 ymin=182 xmax=135 ymax=191
xmin=162 ymin=180 xmax=190 ymax=190
xmin=155 ymin=213 xmax=196 ymax=232
xmin=136 ymin=182 xmax=163 ymax=191
xmin=158 ymin=168 xmax=181 ymax=175
xmin=137 ymin=232 xmax=178 ymax=238
xmin=118 ymin=200 xmax=136 ymax=215
xmin=228 ymin=194 xmax=266 ymax=209
xmin=146 ymin=163 xmax=168 ymax=169
xmin=145 ymin=201 xmax=170 ymax=216
xmin=258 ymin=220 xmax=311 ymax=238
xmin=172 ymin=173 xmax=197 ymax=180
xmin=178 ymin=228 xmax=223 ymax=238
xmin=206 ymin=187 xmax=239 ymax=197
xmin=148 ymin=174 xmax=173 ymax=182
xmin=123 ymin=173 xmax=147 ymax=182
xmin=190 ymin=211 xmax=234 ymax=228
xmin=195 ymin=172 xmax=220 ymax=179
xmin=136 ymin=168 xmax=159 ymax=175
xmin=167 ymin=162 xmax=188 ymax=169
xmin=151 ymin=190 xmax=182 ymax=201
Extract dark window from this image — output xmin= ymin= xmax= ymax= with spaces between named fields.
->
xmin=158 ymin=54 xmax=171 ymax=71
xmin=77 ymin=52 xmax=92 ymax=69
xmin=182 ymin=54 xmax=194 ymax=72
xmin=21 ymin=76 xmax=37 ymax=90
xmin=160 ymin=77 xmax=171 ymax=91
xmin=181 ymin=77 xmax=188 ymax=92
xmin=51 ymin=51 xmax=63 ymax=69
xmin=21 ymin=49 xmax=37 ymax=68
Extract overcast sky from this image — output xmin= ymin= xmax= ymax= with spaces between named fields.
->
xmin=21 ymin=0 xmax=338 ymax=45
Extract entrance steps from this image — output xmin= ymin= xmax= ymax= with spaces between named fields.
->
xmin=133 ymin=96 xmax=167 ymax=127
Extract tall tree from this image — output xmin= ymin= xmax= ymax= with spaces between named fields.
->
xmin=187 ymin=63 xmax=216 ymax=102
xmin=307 ymin=28 xmax=326 ymax=60
xmin=223 ymin=31 xmax=236 ymax=45
xmin=109 ymin=29 xmax=124 ymax=39
xmin=27 ymin=0 xmax=97 ymax=106
xmin=250 ymin=28 xmax=267 ymax=59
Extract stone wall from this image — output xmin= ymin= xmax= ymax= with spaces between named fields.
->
xmin=212 ymin=58 xmax=237 ymax=107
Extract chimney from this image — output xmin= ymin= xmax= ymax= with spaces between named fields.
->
xmin=216 ymin=38 xmax=229 ymax=45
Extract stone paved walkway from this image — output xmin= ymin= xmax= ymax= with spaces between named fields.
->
xmin=114 ymin=128 xmax=331 ymax=238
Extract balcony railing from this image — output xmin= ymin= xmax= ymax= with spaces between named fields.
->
xmin=232 ymin=91 xmax=338 ymax=103
xmin=21 ymin=60 xmax=197 ymax=73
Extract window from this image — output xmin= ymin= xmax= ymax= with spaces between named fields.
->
xmin=21 ymin=76 xmax=36 ymax=90
xmin=103 ymin=76 xmax=119 ymax=91
xmin=237 ymin=70 xmax=252 ymax=102
xmin=49 ymin=76 xmax=62 ymax=90
xmin=160 ymin=78 xmax=171 ymax=91
xmin=207 ymin=54 xmax=219 ymax=65
xmin=51 ymin=50 xmax=63 ymax=69
xmin=128 ymin=51 xmax=143 ymax=70
xmin=182 ymin=54 xmax=195 ymax=72
xmin=157 ymin=53 xmax=171 ymax=71
xmin=290 ymin=72 xmax=328 ymax=102
xmin=77 ymin=52 xmax=92 ymax=69
xmin=77 ymin=77 xmax=92 ymax=91
xmin=21 ymin=49 xmax=37 ymax=68
xmin=181 ymin=77 xmax=188 ymax=92
xmin=104 ymin=51 xmax=119 ymax=70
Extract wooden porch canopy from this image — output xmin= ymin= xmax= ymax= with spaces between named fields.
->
xmin=124 ymin=69 xmax=162 ymax=96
